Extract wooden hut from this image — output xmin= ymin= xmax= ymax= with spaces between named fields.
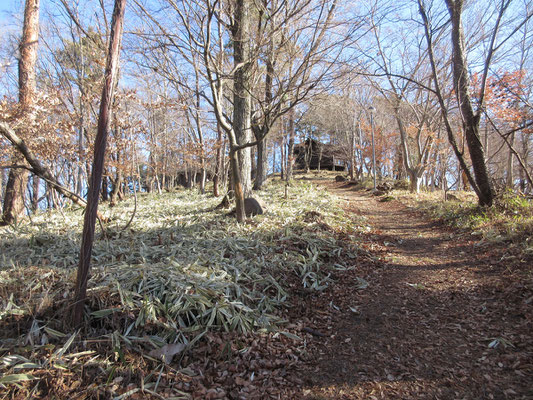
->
xmin=293 ymin=138 xmax=349 ymax=171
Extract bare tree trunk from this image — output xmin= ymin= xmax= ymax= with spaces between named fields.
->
xmin=101 ymin=174 xmax=109 ymax=201
xmin=280 ymin=136 xmax=286 ymax=180
xmin=519 ymin=134 xmax=529 ymax=192
xmin=349 ymin=130 xmax=356 ymax=180
xmin=155 ymin=173 xmax=162 ymax=194
xmin=250 ymin=145 xmax=256 ymax=182
xmin=222 ymin=138 xmax=230 ymax=189
xmin=484 ymin=122 xmax=489 ymax=163
xmin=71 ymin=0 xmax=126 ymax=326
xmin=199 ymin=168 xmax=206 ymax=194
xmin=286 ymin=107 xmax=296 ymax=182
xmin=253 ymin=23 xmax=274 ymax=191
xmin=31 ymin=175 xmax=39 ymax=212
xmin=185 ymin=165 xmax=193 ymax=189
xmin=109 ymin=172 xmax=123 ymax=206
xmin=232 ymin=0 xmax=253 ymax=197
xmin=161 ymin=171 xmax=167 ymax=191
xmin=1 ymin=0 xmax=39 ymax=225
xmin=221 ymin=136 xmax=228 ymax=191
xmin=253 ymin=135 xmax=268 ymax=190
xmin=0 ymin=169 xmax=4 ymax=214
xmin=192 ymin=64 xmax=207 ymax=195
xmin=2 ymin=164 xmax=27 ymax=225
xmin=230 ymin=149 xmax=246 ymax=222
xmin=445 ymin=0 xmax=495 ymax=205
xmin=76 ymin=111 xmax=85 ymax=197
xmin=395 ymin=144 xmax=405 ymax=180
xmin=506 ymin=132 xmax=515 ymax=188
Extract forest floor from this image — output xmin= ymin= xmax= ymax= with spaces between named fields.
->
xmin=1 ymin=176 xmax=532 ymax=399
xmin=289 ymin=179 xmax=533 ymax=399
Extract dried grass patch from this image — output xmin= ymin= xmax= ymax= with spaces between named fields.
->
xmin=0 ymin=179 xmax=363 ymax=398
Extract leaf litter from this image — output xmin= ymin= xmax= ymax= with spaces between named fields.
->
xmin=295 ymin=179 xmax=533 ymax=399
xmin=0 ymin=179 xmax=364 ymax=398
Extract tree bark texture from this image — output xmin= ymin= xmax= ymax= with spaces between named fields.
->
xmin=445 ymin=0 xmax=494 ymax=206
xmin=213 ymin=125 xmax=223 ymax=197
xmin=232 ymin=0 xmax=253 ymax=196
xmin=286 ymin=107 xmax=296 ymax=182
xmin=71 ymin=0 xmax=126 ymax=326
xmin=1 ymin=0 xmax=40 ymax=225
xmin=252 ymin=21 xmax=274 ymax=191
xmin=506 ymin=132 xmax=515 ymax=188
xmin=31 ymin=175 xmax=39 ymax=211
xmin=253 ymin=131 xmax=268 ymax=190
xmin=230 ymin=149 xmax=246 ymax=222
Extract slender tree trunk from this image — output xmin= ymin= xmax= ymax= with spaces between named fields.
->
xmin=280 ymin=136 xmax=286 ymax=180
xmin=286 ymin=108 xmax=296 ymax=182
xmin=230 ymin=149 xmax=246 ymax=222
xmin=0 ymin=169 xmax=4 ymax=214
xmin=45 ymin=181 xmax=53 ymax=209
xmin=232 ymin=0 xmax=253 ymax=197
xmin=76 ymin=113 xmax=85 ymax=197
xmin=161 ymin=170 xmax=167 ymax=191
xmin=186 ymin=166 xmax=193 ymax=189
xmin=408 ymin=172 xmax=423 ymax=193
xmin=109 ymin=172 xmax=123 ymax=206
xmin=484 ymin=122 xmax=489 ymax=163
xmin=419 ymin=0 xmax=484 ymax=200
xmin=101 ymin=174 xmax=109 ymax=201
xmin=2 ymin=165 xmax=27 ymax=224
xmin=199 ymin=167 xmax=206 ymax=194
xmin=349 ymin=131 xmax=356 ymax=180
xmin=395 ymin=144 xmax=404 ymax=180
xmin=155 ymin=173 xmax=162 ymax=194
xmin=253 ymin=24 xmax=274 ymax=191
xmin=253 ymin=132 xmax=268 ymax=190
xmin=222 ymin=138 xmax=230 ymax=189
xmin=221 ymin=136 xmax=228 ymax=191
xmin=31 ymin=175 xmax=39 ymax=212
xmin=71 ymin=0 xmax=126 ymax=326
xmin=519 ymin=134 xmax=529 ymax=192
xmin=506 ymin=132 xmax=515 ymax=188
xmin=445 ymin=0 xmax=494 ymax=206
xmin=1 ymin=0 xmax=40 ymax=225
xmin=272 ymin=141 xmax=276 ymax=175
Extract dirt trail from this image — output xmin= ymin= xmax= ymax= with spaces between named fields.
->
xmin=293 ymin=182 xmax=532 ymax=399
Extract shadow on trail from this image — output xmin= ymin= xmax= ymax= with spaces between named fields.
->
xmin=296 ymin=183 xmax=533 ymax=399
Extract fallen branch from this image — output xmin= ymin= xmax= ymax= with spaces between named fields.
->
xmin=0 ymin=121 xmax=107 ymax=222
xmin=0 ymin=164 xmax=31 ymax=170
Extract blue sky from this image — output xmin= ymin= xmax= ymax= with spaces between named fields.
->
xmin=0 ymin=0 xmax=21 ymax=28
xmin=0 ymin=0 xmax=17 ymax=16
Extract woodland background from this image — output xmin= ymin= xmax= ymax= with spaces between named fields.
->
xmin=0 ymin=0 xmax=531 ymax=223
xmin=1 ymin=1 xmax=533 ymax=398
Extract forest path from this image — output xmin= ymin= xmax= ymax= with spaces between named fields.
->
xmin=292 ymin=180 xmax=532 ymax=399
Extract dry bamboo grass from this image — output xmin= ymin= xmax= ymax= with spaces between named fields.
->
xmin=0 ymin=179 xmax=363 ymax=397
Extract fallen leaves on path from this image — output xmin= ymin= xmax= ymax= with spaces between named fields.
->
xmin=292 ymin=181 xmax=533 ymax=399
